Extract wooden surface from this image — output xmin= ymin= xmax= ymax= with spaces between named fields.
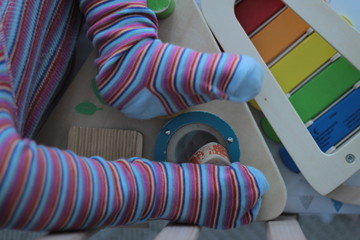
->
xmin=327 ymin=185 xmax=360 ymax=206
xmin=36 ymin=231 xmax=98 ymax=240
xmin=68 ymin=127 xmax=143 ymax=159
xmin=266 ymin=216 xmax=306 ymax=240
xmin=154 ymin=224 xmax=201 ymax=240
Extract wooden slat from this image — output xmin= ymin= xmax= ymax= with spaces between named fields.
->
xmin=68 ymin=127 xmax=143 ymax=160
xmin=266 ymin=216 xmax=307 ymax=240
xmin=36 ymin=230 xmax=98 ymax=240
xmin=154 ymin=224 xmax=201 ymax=240
xmin=327 ymin=184 xmax=360 ymax=205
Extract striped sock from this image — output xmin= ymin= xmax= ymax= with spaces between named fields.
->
xmin=0 ymin=146 xmax=267 ymax=230
xmin=81 ymin=0 xmax=263 ymax=119
xmin=147 ymin=160 xmax=268 ymax=228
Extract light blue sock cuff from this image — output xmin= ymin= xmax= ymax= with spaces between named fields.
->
xmin=227 ymin=55 xmax=263 ymax=102
xmin=246 ymin=166 xmax=269 ymax=221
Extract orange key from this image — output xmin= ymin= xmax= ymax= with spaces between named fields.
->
xmin=251 ymin=8 xmax=310 ymax=64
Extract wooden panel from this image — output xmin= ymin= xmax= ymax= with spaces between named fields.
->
xmin=154 ymin=224 xmax=201 ymax=240
xmin=68 ymin=127 xmax=143 ymax=159
xmin=36 ymin=230 xmax=98 ymax=240
xmin=327 ymin=184 xmax=360 ymax=205
xmin=267 ymin=216 xmax=307 ymax=240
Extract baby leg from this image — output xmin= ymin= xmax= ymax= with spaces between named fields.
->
xmin=81 ymin=0 xmax=263 ymax=119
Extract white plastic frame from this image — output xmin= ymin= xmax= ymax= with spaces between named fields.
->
xmin=200 ymin=0 xmax=360 ymax=197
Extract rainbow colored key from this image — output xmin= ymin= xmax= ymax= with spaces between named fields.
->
xmin=251 ymin=8 xmax=310 ymax=64
xmin=308 ymin=87 xmax=360 ymax=152
xmin=270 ymin=32 xmax=337 ymax=93
xmin=235 ymin=0 xmax=285 ymax=35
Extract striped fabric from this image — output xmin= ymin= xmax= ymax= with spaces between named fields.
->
xmin=0 ymin=0 xmax=268 ymax=231
xmin=82 ymin=0 xmax=263 ymax=119
xmin=1 ymin=0 xmax=81 ymax=137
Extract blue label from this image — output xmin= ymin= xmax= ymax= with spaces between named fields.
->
xmin=308 ymin=88 xmax=360 ymax=152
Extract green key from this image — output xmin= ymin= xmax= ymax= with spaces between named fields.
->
xmin=290 ymin=56 xmax=360 ymax=123
xmin=261 ymin=56 xmax=360 ymax=142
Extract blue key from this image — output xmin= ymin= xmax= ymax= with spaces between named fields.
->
xmin=280 ymin=88 xmax=360 ymax=173
xmin=308 ymin=88 xmax=360 ymax=152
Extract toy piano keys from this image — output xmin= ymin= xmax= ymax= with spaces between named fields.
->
xmin=200 ymin=0 xmax=360 ymax=203
xmin=237 ymin=0 xmax=360 ymax=154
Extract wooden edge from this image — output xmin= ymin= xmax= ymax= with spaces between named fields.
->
xmin=154 ymin=224 xmax=201 ymax=240
xmin=266 ymin=215 xmax=307 ymax=240
xmin=68 ymin=127 xmax=143 ymax=160
xmin=35 ymin=230 xmax=99 ymax=240
xmin=327 ymin=184 xmax=360 ymax=205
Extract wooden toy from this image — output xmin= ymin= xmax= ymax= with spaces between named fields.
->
xmin=200 ymin=0 xmax=360 ymax=205
xmin=235 ymin=0 xmax=360 ymax=177
xmin=262 ymin=55 xmax=360 ymax=142
xmin=68 ymin=127 xmax=143 ymax=159
xmin=240 ymin=0 xmax=360 ymax=178
xmin=154 ymin=111 xmax=241 ymax=164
